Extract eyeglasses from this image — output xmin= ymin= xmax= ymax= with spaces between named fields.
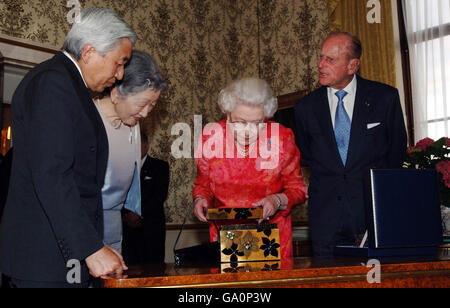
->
xmin=228 ymin=118 xmax=266 ymax=131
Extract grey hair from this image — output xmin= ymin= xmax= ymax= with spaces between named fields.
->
xmin=217 ymin=77 xmax=278 ymax=118
xmin=62 ymin=8 xmax=137 ymax=60
xmin=116 ymin=50 xmax=167 ymax=97
xmin=326 ymin=31 xmax=362 ymax=60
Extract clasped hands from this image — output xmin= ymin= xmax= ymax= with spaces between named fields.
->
xmin=85 ymin=245 xmax=128 ymax=279
xmin=84 ymin=211 xmax=144 ymax=279
xmin=194 ymin=194 xmax=287 ymax=224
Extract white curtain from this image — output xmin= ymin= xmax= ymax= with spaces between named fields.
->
xmin=402 ymin=0 xmax=450 ymax=142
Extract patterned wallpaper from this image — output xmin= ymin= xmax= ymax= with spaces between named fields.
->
xmin=0 ymin=0 xmax=329 ymax=224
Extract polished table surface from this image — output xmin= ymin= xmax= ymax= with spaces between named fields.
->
xmin=101 ymin=254 xmax=450 ymax=288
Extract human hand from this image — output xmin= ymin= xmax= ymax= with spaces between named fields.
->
xmin=194 ymin=197 xmax=209 ymax=223
xmin=108 ymin=246 xmax=128 ymax=272
xmin=85 ymin=246 xmax=128 ymax=278
xmin=252 ymin=194 xmax=287 ymax=224
xmin=252 ymin=195 xmax=278 ymax=223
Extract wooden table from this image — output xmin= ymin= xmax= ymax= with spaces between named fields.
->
xmin=101 ymin=255 xmax=450 ymax=288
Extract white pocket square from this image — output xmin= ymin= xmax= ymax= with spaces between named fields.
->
xmin=144 ymin=176 xmax=152 ymax=180
xmin=367 ymin=122 xmax=381 ymax=129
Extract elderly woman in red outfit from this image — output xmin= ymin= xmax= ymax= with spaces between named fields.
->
xmin=192 ymin=77 xmax=308 ymax=258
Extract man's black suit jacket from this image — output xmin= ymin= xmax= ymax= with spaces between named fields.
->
xmin=0 ymin=52 xmax=108 ymax=283
xmin=122 ymin=156 xmax=169 ymax=265
xmin=0 ymin=148 xmax=13 ymax=220
xmin=294 ymin=75 xmax=407 ymax=255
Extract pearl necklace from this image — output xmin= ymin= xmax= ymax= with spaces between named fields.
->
xmin=235 ymin=142 xmax=255 ymax=157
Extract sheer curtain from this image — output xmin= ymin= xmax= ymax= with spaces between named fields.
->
xmin=402 ymin=0 xmax=450 ymax=142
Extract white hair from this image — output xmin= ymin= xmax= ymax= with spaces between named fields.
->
xmin=62 ymin=8 xmax=137 ymax=60
xmin=217 ymin=77 xmax=278 ymax=118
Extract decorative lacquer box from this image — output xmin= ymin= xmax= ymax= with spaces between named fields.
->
xmin=207 ymin=208 xmax=263 ymax=220
xmin=220 ymin=261 xmax=280 ymax=273
xmin=219 ymin=224 xmax=280 ymax=263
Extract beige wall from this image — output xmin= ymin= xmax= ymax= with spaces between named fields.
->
xmin=0 ymin=0 xmax=329 ymax=225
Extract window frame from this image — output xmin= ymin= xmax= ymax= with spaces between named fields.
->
xmin=397 ymin=0 xmax=450 ymax=144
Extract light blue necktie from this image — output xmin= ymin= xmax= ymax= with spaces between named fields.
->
xmin=334 ymin=90 xmax=350 ymax=165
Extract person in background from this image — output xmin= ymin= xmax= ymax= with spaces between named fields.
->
xmin=0 ymin=8 xmax=136 ymax=288
xmin=0 ymin=148 xmax=12 ymax=221
xmin=295 ymin=32 xmax=407 ymax=256
xmin=94 ymin=50 xmax=166 ymax=254
xmin=0 ymin=147 xmax=12 ymax=288
xmin=193 ymin=77 xmax=308 ymax=258
xmin=122 ymin=131 xmax=170 ymax=265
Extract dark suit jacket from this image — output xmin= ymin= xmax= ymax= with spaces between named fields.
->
xmin=122 ymin=156 xmax=169 ymax=264
xmin=0 ymin=52 xmax=108 ymax=283
xmin=141 ymin=156 xmax=169 ymax=226
xmin=0 ymin=148 xmax=13 ymax=221
xmin=294 ymin=75 xmax=407 ymax=255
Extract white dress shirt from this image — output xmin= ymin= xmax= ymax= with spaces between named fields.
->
xmin=63 ymin=51 xmax=88 ymax=88
xmin=141 ymin=154 xmax=148 ymax=169
xmin=327 ymin=74 xmax=357 ymax=128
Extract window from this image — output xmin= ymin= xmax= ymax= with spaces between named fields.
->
xmin=402 ymin=0 xmax=450 ymax=141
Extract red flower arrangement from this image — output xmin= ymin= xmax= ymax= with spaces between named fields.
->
xmin=404 ymin=137 xmax=450 ymax=207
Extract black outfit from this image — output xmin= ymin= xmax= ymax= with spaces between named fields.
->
xmin=0 ymin=148 xmax=12 ymax=221
xmin=0 ymin=52 xmax=108 ymax=286
xmin=122 ymin=156 xmax=169 ymax=265
xmin=295 ymin=75 xmax=407 ymax=256
xmin=0 ymin=148 xmax=12 ymax=288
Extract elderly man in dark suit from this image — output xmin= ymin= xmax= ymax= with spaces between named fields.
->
xmin=0 ymin=8 xmax=136 ymax=288
xmin=295 ymin=32 xmax=407 ymax=256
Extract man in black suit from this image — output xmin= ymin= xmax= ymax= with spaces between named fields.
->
xmin=122 ymin=132 xmax=169 ymax=265
xmin=0 ymin=148 xmax=12 ymax=288
xmin=295 ymin=32 xmax=407 ymax=256
xmin=0 ymin=148 xmax=12 ymax=221
xmin=0 ymin=8 xmax=137 ymax=287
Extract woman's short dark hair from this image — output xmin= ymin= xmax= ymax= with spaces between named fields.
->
xmin=116 ymin=50 xmax=167 ymax=97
